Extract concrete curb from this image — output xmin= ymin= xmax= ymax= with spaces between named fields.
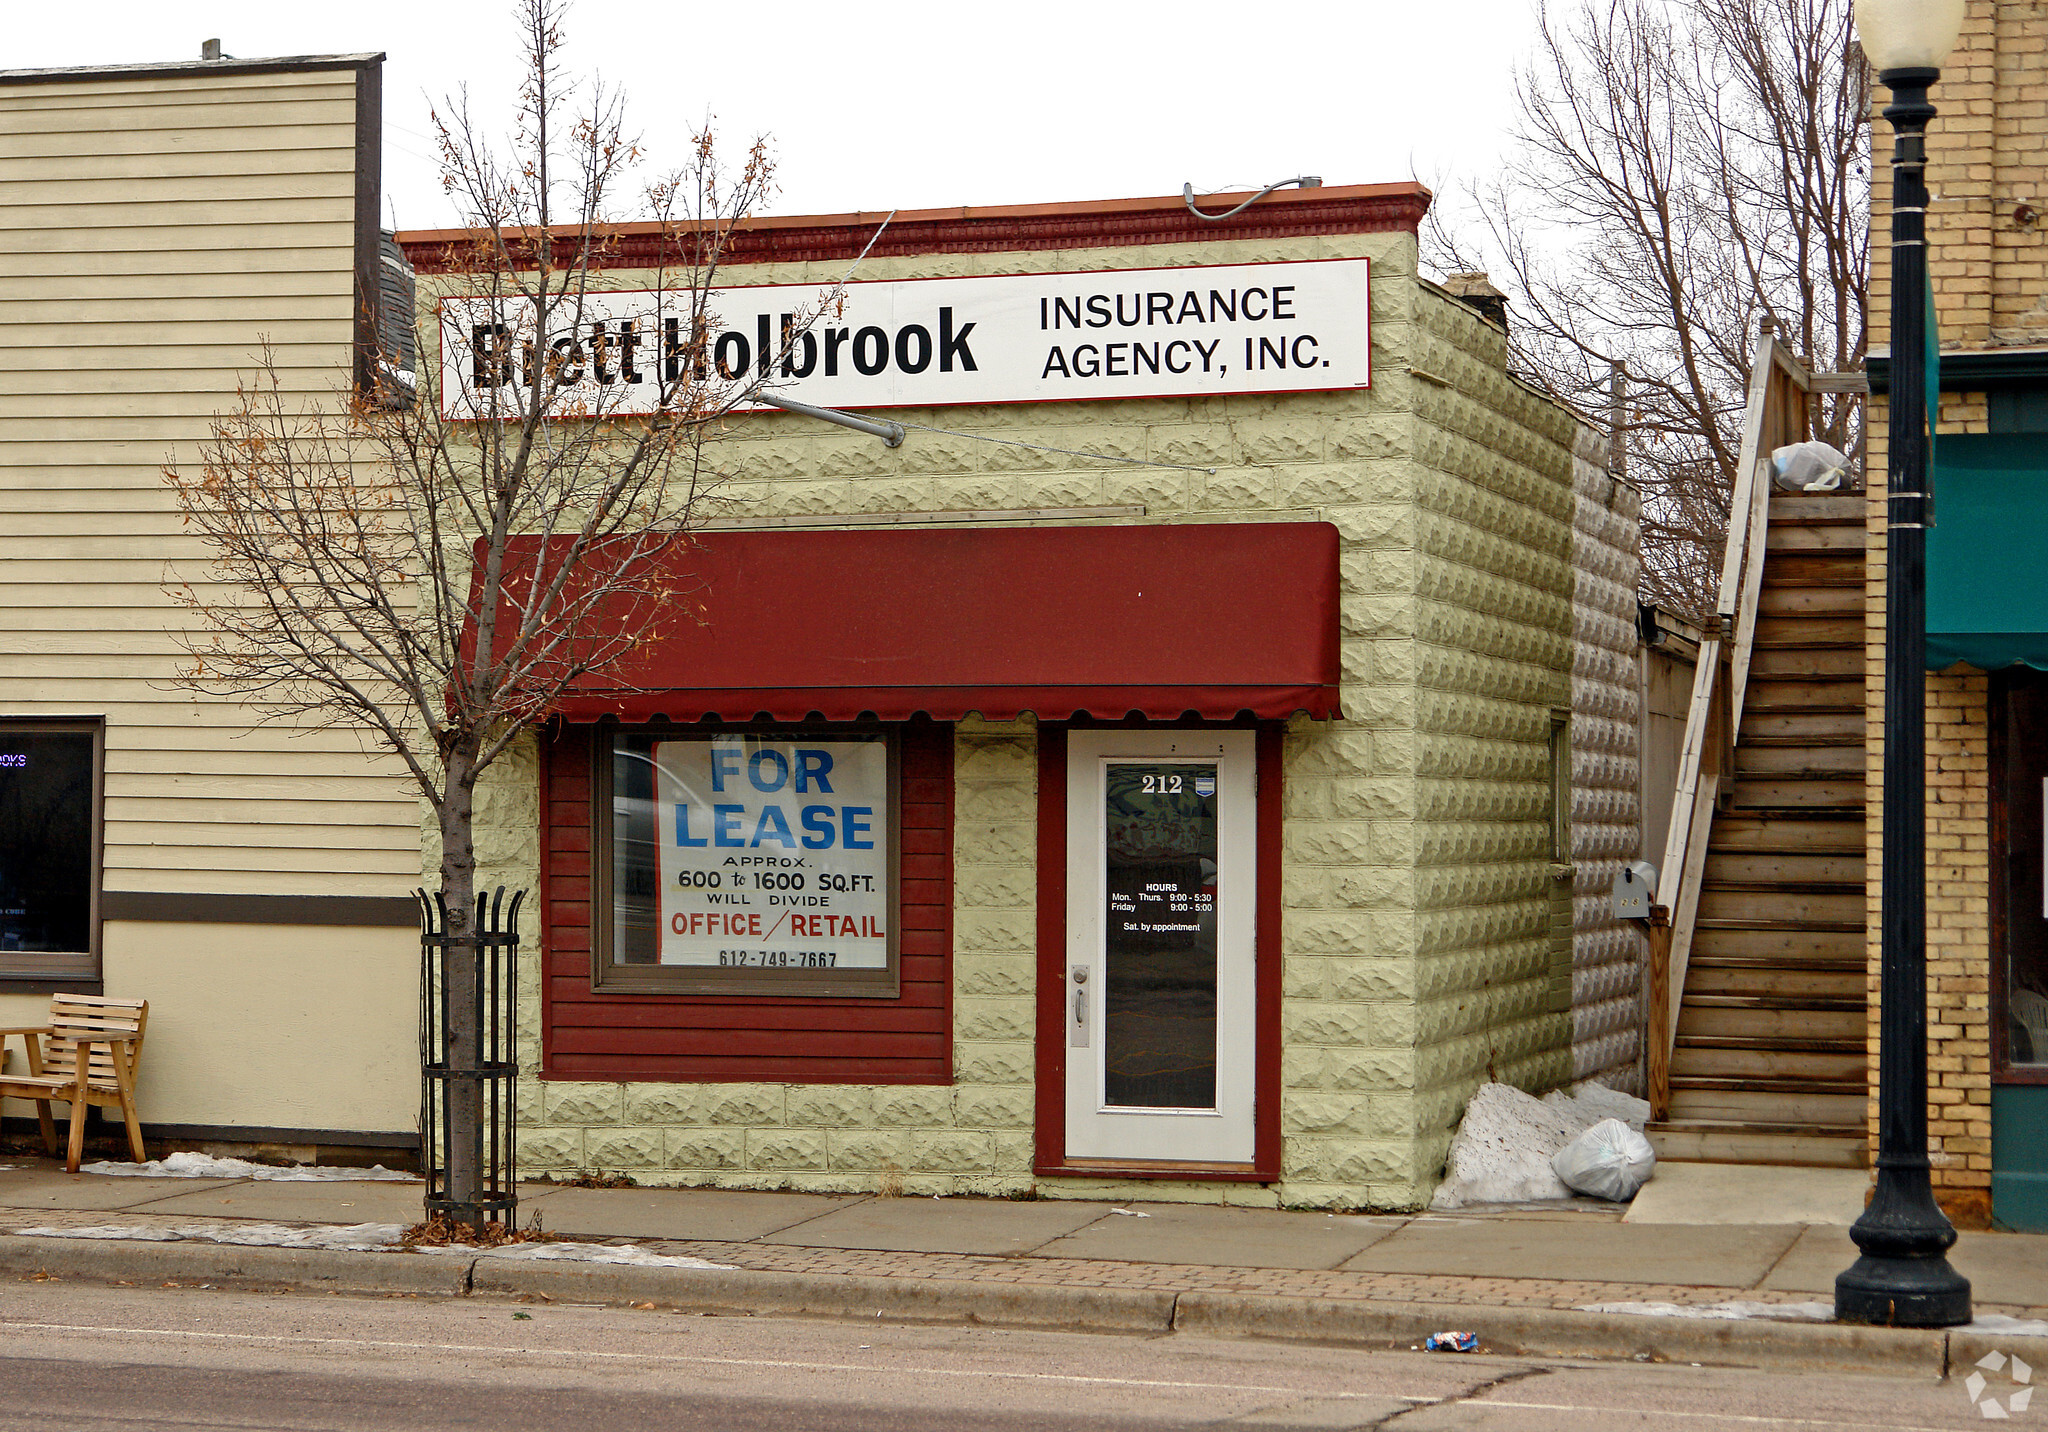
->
xmin=6 ymin=1231 xmax=2044 ymax=1377
xmin=0 ymin=1234 xmax=470 ymax=1297
xmin=469 ymin=1260 xmax=1178 ymax=1334
xmin=1172 ymin=1291 xmax=1957 ymax=1375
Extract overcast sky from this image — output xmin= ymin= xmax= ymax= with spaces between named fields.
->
xmin=10 ymin=1 xmax=1542 ymax=231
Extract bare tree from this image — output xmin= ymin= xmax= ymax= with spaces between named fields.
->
xmin=163 ymin=0 xmax=841 ymax=1226
xmin=1426 ymin=0 xmax=1867 ymax=617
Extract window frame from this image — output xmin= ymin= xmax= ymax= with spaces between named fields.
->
xmin=589 ymin=721 xmax=905 ymax=999
xmin=1991 ymin=670 xmax=2048 ymax=1082
xmin=0 ymin=717 xmax=104 ymax=987
xmin=1549 ymin=708 xmax=1572 ymax=865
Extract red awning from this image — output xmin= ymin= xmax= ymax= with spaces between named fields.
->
xmin=541 ymin=520 xmax=1341 ymax=723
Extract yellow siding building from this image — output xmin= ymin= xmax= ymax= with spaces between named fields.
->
xmin=0 ymin=54 xmax=421 ymax=1154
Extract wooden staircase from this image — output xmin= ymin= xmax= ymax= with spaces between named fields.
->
xmin=1639 ymin=323 xmax=1871 ymax=1171
xmin=1651 ymin=493 xmax=1869 ymax=1168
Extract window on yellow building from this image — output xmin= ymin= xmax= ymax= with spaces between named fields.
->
xmin=0 ymin=720 xmax=100 ymax=984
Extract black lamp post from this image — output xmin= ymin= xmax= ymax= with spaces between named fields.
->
xmin=1836 ymin=0 xmax=1972 ymax=1330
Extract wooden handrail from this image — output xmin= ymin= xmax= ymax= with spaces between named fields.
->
xmin=1644 ymin=322 xmax=1812 ymax=1119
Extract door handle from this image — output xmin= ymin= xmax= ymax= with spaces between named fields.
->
xmin=1069 ymin=965 xmax=1089 ymax=1048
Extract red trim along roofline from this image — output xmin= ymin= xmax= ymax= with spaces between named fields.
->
xmin=396 ymin=182 xmax=1431 ymax=274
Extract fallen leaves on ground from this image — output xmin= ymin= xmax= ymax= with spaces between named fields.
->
xmin=399 ymin=1213 xmax=553 ymax=1249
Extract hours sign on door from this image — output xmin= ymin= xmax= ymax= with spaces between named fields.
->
xmin=653 ymin=737 xmax=890 ymax=969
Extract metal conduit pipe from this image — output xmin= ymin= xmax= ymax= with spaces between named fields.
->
xmin=756 ymin=392 xmax=904 ymax=447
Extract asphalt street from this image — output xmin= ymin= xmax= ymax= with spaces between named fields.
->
xmin=0 ymin=1282 xmax=2018 ymax=1431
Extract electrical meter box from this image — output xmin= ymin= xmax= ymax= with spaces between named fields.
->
xmin=1610 ymin=860 xmax=1658 ymax=920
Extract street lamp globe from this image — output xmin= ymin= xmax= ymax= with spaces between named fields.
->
xmin=1854 ymin=0 xmax=1966 ymax=75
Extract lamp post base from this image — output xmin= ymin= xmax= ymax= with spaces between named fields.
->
xmin=1834 ymin=1255 xmax=1973 ymax=1328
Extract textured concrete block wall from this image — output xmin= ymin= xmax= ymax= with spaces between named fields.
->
xmin=1568 ymin=435 xmax=1645 ymax=1092
xmin=1402 ymin=287 xmax=1579 ymax=1197
xmin=431 ymin=233 xmax=1580 ymax=1208
xmin=1271 ymin=281 xmax=1577 ymax=1209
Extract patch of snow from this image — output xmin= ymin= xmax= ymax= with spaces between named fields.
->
xmin=1970 ymin=1315 xmax=2048 ymax=1339
xmin=81 ymin=1152 xmax=417 ymax=1182
xmin=476 ymin=1241 xmax=736 ymax=1270
xmin=1432 ymin=1082 xmax=1655 ymax=1210
xmin=1582 ymin=1303 xmax=2048 ymax=1337
xmin=10 ymin=1221 xmax=730 ymax=1267
xmin=1581 ymin=1300 xmax=1835 ymax=1322
xmin=15 ymin=1220 xmax=404 ymax=1251
xmin=1109 ymin=1209 xmax=1150 ymax=1217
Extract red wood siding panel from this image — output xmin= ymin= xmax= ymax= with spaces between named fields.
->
xmin=540 ymin=720 xmax=954 ymax=1084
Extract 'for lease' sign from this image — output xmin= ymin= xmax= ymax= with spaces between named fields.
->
xmin=439 ymin=258 xmax=1370 ymax=416
xmin=654 ymin=737 xmax=889 ymax=970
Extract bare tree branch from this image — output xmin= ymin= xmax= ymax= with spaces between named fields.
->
xmin=161 ymin=0 xmax=827 ymax=946
xmin=1424 ymin=0 xmax=1867 ymax=619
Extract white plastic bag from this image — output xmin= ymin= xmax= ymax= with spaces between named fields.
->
xmin=1551 ymin=1116 xmax=1657 ymax=1201
xmin=1771 ymin=440 xmax=1850 ymax=493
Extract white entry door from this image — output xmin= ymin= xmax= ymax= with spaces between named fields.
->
xmin=1064 ymin=730 xmax=1257 ymax=1164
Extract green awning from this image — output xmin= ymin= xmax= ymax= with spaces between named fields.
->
xmin=1928 ymin=433 xmax=2048 ymax=669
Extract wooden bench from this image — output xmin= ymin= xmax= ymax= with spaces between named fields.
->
xmin=0 ymin=995 xmax=148 ymax=1173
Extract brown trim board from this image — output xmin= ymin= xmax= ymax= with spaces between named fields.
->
xmin=0 ymin=54 xmax=386 ymax=85
xmin=100 ymin=892 xmax=419 ymax=928
xmin=353 ymin=56 xmax=385 ymax=397
xmin=0 ymin=1116 xmax=417 ymax=1153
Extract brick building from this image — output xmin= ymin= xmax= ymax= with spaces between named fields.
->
xmin=1868 ymin=0 xmax=2048 ymax=1230
xmin=402 ymin=186 xmax=1645 ymax=1210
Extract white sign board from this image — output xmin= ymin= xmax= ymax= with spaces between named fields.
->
xmin=438 ymin=258 xmax=1370 ymax=417
xmin=654 ymin=737 xmax=889 ymax=970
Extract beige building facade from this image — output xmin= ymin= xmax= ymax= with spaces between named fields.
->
xmin=0 ymin=55 xmax=422 ymax=1154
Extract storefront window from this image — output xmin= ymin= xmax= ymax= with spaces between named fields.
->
xmin=594 ymin=727 xmax=900 ymax=997
xmin=0 ymin=721 xmax=100 ymax=981
xmin=1995 ymin=672 xmax=2048 ymax=1069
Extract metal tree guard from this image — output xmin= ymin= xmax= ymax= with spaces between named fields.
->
xmin=418 ymin=886 xmax=523 ymax=1230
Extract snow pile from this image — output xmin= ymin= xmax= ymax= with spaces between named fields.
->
xmin=473 ymin=1241 xmax=736 ymax=1270
xmin=16 ymin=1221 xmax=404 ymax=1250
xmin=81 ymin=1152 xmax=416 ymax=1182
xmin=1560 ymin=1083 xmax=1651 ymax=1132
xmin=1431 ymin=1081 xmax=1655 ymax=1209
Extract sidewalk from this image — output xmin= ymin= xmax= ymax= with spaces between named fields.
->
xmin=0 ymin=1156 xmax=2041 ymax=1375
